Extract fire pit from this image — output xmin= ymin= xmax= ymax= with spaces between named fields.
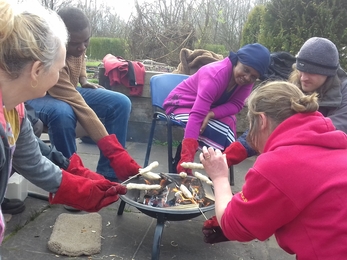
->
xmin=117 ymin=173 xmax=215 ymax=260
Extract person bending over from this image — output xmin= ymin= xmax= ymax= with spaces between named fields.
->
xmin=201 ymin=80 xmax=347 ymax=258
xmin=0 ymin=0 xmax=127 ymax=246
xmin=163 ymin=43 xmax=271 ymax=174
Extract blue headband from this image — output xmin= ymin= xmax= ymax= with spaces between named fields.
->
xmin=230 ymin=43 xmax=271 ymax=78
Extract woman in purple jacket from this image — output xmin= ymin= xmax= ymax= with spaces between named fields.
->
xmin=163 ymin=43 xmax=270 ymax=174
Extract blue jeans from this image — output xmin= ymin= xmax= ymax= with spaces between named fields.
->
xmin=27 ymin=87 xmax=131 ymax=181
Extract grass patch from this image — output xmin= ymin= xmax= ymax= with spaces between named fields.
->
xmin=153 ymin=139 xmax=181 ymax=147
xmin=89 ymin=79 xmax=99 ymax=84
xmin=86 ymin=60 xmax=102 ymax=67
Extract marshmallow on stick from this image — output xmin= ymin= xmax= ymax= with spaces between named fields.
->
xmin=179 ymin=172 xmax=187 ymax=178
xmin=194 ymin=171 xmax=213 ymax=185
xmin=126 ymin=183 xmax=162 ymax=190
xmin=141 ymin=171 xmax=161 ymax=180
xmin=139 ymin=161 xmax=161 ymax=180
xmin=180 ymin=184 xmax=193 ymax=199
xmin=180 ymin=162 xmax=204 ymax=169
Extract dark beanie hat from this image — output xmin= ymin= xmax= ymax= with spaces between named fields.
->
xmin=236 ymin=43 xmax=271 ymax=78
xmin=296 ymin=37 xmax=339 ymax=76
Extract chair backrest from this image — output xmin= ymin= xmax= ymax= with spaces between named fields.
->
xmin=150 ymin=73 xmax=189 ymax=109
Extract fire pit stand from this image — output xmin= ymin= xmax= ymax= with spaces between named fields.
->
xmin=117 ymin=174 xmax=215 ymax=260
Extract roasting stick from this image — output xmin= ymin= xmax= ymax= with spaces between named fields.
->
xmin=198 ymin=207 xmax=216 ymax=233
xmin=120 ymin=173 xmax=141 ymax=185
xmin=198 ymin=207 xmax=209 ymax=220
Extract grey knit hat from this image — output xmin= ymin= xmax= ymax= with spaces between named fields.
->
xmin=296 ymin=37 xmax=339 ymax=76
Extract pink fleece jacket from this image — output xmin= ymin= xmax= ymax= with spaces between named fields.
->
xmin=163 ymin=57 xmax=253 ymax=140
xmin=221 ymin=112 xmax=347 ymax=259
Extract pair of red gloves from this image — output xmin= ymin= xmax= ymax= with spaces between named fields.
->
xmin=49 ymin=153 xmax=128 ymax=212
xmin=50 ymin=134 xmax=142 ymax=212
xmin=176 ymin=138 xmax=248 ymax=174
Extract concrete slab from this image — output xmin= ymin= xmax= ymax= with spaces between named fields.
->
xmin=1 ymin=139 xmax=295 ymax=260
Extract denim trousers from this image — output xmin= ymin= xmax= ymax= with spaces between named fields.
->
xmin=27 ymin=87 xmax=131 ymax=181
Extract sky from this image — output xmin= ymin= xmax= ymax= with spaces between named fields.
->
xmin=99 ymin=0 xmax=146 ymax=21
xmin=14 ymin=0 xmax=149 ymax=21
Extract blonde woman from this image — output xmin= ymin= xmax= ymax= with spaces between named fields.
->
xmin=0 ymin=0 xmax=126 ymax=246
xmin=201 ymin=81 xmax=347 ymax=258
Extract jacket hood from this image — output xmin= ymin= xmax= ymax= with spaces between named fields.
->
xmin=319 ymin=67 xmax=347 ymax=108
xmin=264 ymin=111 xmax=347 ymax=153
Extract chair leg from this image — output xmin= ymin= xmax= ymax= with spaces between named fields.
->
xmin=229 ymin=166 xmax=235 ymax=186
xmin=167 ymin=122 xmax=173 ymax=173
xmin=144 ymin=118 xmax=157 ymax=168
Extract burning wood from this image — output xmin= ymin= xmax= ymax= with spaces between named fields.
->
xmin=126 ymin=161 xmax=214 ymax=210
xmin=136 ymin=174 xmax=213 ymax=209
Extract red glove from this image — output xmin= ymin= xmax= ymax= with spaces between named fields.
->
xmin=223 ymin=141 xmax=248 ymax=167
xmin=176 ymin=138 xmax=198 ymax=175
xmin=97 ymin=134 xmax=141 ymax=181
xmin=202 ymin=216 xmax=229 ymax=244
xmin=49 ymin=170 xmax=127 ymax=212
xmin=67 ymin=153 xmax=105 ymax=180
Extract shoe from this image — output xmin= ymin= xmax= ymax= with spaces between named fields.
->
xmin=1 ymin=198 xmax=25 ymax=215
xmin=63 ymin=205 xmax=81 ymax=212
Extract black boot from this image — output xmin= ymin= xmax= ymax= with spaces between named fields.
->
xmin=1 ymin=198 xmax=25 ymax=215
xmin=172 ymin=142 xmax=182 ymax=173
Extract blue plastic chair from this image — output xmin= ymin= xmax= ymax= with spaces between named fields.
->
xmin=144 ymin=73 xmax=189 ymax=173
xmin=143 ymin=73 xmax=234 ymax=185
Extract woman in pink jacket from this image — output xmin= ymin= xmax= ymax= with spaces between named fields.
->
xmin=163 ymin=43 xmax=270 ymax=174
xmin=201 ymin=81 xmax=347 ymax=259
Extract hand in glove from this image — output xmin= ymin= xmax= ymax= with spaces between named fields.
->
xmin=67 ymin=153 xmax=105 ymax=180
xmin=176 ymin=138 xmax=199 ymax=175
xmin=202 ymin=215 xmax=229 ymax=244
xmin=49 ymin=170 xmax=127 ymax=212
xmin=97 ymin=134 xmax=141 ymax=181
xmin=223 ymin=141 xmax=248 ymax=167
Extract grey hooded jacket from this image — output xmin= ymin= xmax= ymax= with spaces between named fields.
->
xmin=0 ymin=112 xmax=62 ymax=204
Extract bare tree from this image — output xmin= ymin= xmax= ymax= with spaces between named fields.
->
xmin=126 ymin=0 xmax=255 ymax=64
xmin=192 ymin=0 xmax=253 ymax=52
xmin=126 ymin=0 xmax=197 ymax=65
xmin=39 ymin=0 xmax=74 ymax=11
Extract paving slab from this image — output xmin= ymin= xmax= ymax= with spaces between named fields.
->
xmin=1 ymin=139 xmax=295 ymax=260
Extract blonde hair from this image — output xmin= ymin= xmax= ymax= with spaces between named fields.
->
xmin=246 ymin=81 xmax=319 ymax=151
xmin=0 ymin=0 xmax=67 ymax=79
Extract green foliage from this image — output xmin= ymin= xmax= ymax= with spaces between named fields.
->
xmin=86 ymin=61 xmax=101 ymax=67
xmin=203 ymin=44 xmax=228 ymax=57
xmin=242 ymin=0 xmax=347 ymax=69
xmin=86 ymin=37 xmax=129 ymax=60
xmin=89 ymin=79 xmax=99 ymax=84
xmin=241 ymin=5 xmax=266 ymax=46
